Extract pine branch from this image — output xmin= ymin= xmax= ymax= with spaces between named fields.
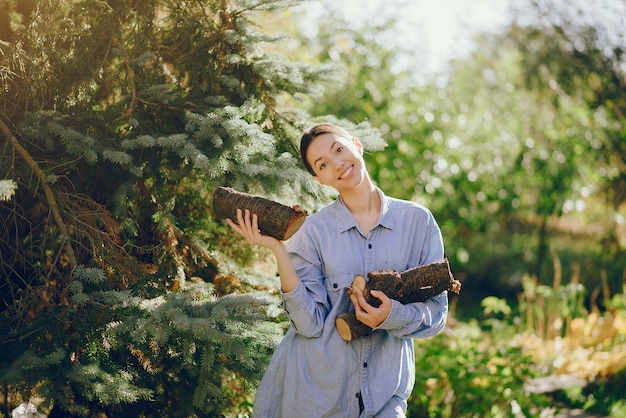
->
xmin=168 ymin=220 xmax=220 ymax=271
xmin=111 ymin=37 xmax=192 ymax=122
xmin=0 ymin=118 xmax=77 ymax=269
xmin=136 ymin=179 xmax=219 ymax=285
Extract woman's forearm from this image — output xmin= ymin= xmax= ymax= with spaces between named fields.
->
xmin=271 ymin=243 xmax=300 ymax=293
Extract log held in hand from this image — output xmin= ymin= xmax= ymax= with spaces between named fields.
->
xmin=212 ymin=186 xmax=308 ymax=241
xmin=335 ymin=259 xmax=461 ymax=342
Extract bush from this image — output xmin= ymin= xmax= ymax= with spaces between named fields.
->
xmin=408 ymin=313 xmax=549 ymax=417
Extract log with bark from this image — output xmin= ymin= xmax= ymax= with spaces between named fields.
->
xmin=212 ymin=186 xmax=308 ymax=241
xmin=336 ymin=259 xmax=461 ymax=342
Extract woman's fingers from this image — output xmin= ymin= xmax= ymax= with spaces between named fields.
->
xmin=225 ymin=217 xmax=241 ymax=233
xmin=238 ymin=209 xmax=254 ymax=241
xmin=354 ymin=289 xmax=392 ymax=328
xmin=226 ymin=209 xmax=280 ymax=249
xmin=226 ymin=208 xmax=253 ymax=240
xmin=251 ymin=211 xmax=260 ymax=234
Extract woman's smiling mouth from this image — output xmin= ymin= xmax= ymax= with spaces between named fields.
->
xmin=339 ymin=165 xmax=354 ymax=179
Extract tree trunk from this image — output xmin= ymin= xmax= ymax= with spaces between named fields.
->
xmin=212 ymin=186 xmax=307 ymax=240
xmin=336 ymin=259 xmax=461 ymax=342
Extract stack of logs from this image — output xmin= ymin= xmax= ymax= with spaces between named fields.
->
xmin=336 ymin=259 xmax=461 ymax=342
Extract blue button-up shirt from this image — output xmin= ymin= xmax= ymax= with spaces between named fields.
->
xmin=253 ymin=189 xmax=448 ymax=418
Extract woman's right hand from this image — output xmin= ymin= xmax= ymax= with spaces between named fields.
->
xmin=226 ymin=208 xmax=283 ymax=251
xmin=228 ymin=208 xmax=300 ymax=293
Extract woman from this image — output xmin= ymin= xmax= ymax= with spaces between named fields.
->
xmin=227 ymin=123 xmax=448 ymax=417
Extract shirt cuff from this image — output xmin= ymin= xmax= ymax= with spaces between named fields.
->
xmin=373 ymin=299 xmax=415 ymax=331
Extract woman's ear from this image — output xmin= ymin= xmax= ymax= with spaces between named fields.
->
xmin=313 ymin=175 xmax=324 ymax=186
xmin=352 ymin=137 xmax=363 ymax=155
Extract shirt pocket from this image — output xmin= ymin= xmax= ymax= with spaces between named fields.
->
xmin=325 ymin=273 xmax=356 ymax=312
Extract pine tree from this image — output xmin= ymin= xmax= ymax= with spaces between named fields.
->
xmin=0 ymin=0 xmax=354 ymax=416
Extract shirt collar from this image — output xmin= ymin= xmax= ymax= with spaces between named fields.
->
xmin=335 ymin=188 xmax=394 ymax=234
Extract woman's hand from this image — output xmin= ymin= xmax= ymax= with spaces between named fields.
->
xmin=353 ymin=289 xmax=392 ymax=329
xmin=226 ymin=208 xmax=282 ymax=251
xmin=226 ymin=208 xmax=300 ymax=293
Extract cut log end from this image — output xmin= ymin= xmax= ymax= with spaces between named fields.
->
xmin=347 ymin=274 xmax=367 ymax=300
xmin=335 ymin=312 xmax=372 ymax=342
xmin=335 ymin=317 xmax=355 ymax=342
xmin=283 ymin=215 xmax=307 ymax=240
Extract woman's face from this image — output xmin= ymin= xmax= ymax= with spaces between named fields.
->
xmin=305 ymin=133 xmax=366 ymax=191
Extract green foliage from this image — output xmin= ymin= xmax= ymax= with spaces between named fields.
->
xmin=481 ymin=296 xmax=512 ymax=317
xmin=0 ymin=265 xmax=283 ymax=416
xmin=410 ymin=287 xmax=626 ymax=417
xmin=514 ymin=275 xmax=626 ymax=417
xmin=101 ymin=282 xmax=283 ymax=416
xmin=0 ymin=0 xmax=333 ymax=415
xmin=409 ymin=319 xmax=548 ymax=417
xmin=509 ymin=0 xmax=626 ymax=206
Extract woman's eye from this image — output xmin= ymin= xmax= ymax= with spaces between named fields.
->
xmin=336 ymin=146 xmax=344 ymax=153
xmin=319 ymin=162 xmax=327 ymax=170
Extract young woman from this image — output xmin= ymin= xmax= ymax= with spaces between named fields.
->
xmin=226 ymin=123 xmax=449 ymax=417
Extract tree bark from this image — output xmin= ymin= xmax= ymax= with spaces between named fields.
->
xmin=336 ymin=259 xmax=461 ymax=342
xmin=212 ymin=186 xmax=307 ymax=241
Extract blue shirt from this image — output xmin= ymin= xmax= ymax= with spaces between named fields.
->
xmin=253 ymin=189 xmax=448 ymax=418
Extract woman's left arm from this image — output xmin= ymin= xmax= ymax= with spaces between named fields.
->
xmin=373 ymin=292 xmax=448 ymax=339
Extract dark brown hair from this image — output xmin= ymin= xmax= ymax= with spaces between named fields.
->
xmin=300 ymin=124 xmax=352 ymax=175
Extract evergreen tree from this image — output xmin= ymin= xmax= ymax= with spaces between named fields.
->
xmin=0 ymin=0 xmax=369 ymax=416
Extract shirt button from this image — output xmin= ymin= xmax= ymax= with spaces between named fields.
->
xmin=333 ymin=283 xmax=338 ymax=288
xmin=363 ymin=362 xmax=368 ymax=368
xmin=368 ymin=243 xmax=372 ymax=249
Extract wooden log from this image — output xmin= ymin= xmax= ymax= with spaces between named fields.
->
xmin=212 ymin=186 xmax=307 ymax=241
xmin=336 ymin=259 xmax=461 ymax=342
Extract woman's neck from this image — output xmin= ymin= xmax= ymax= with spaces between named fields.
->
xmin=340 ymin=180 xmax=381 ymax=235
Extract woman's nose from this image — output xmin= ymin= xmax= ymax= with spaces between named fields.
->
xmin=332 ymin=156 xmax=344 ymax=170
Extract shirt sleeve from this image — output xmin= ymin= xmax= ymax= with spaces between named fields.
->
xmin=419 ymin=209 xmax=445 ymax=266
xmin=374 ymin=292 xmax=448 ymax=339
xmin=280 ymin=227 xmax=330 ymax=338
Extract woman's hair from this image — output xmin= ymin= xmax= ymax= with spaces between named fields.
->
xmin=300 ymin=123 xmax=352 ymax=175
